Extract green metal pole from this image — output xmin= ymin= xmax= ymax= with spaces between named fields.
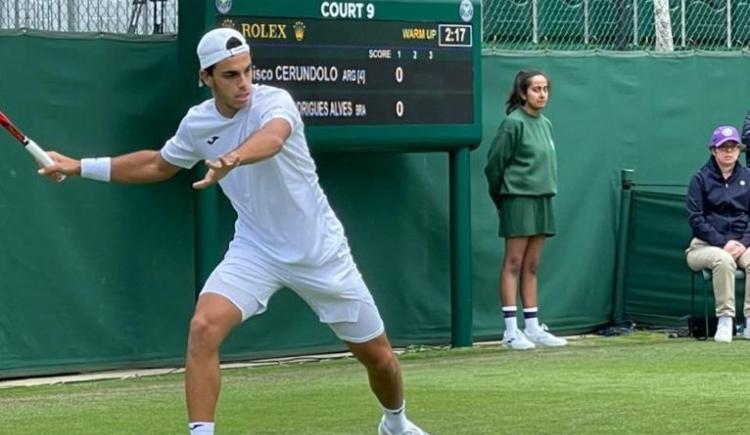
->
xmin=449 ymin=147 xmax=473 ymax=347
xmin=613 ymin=169 xmax=635 ymax=324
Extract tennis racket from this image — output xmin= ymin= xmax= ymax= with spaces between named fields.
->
xmin=0 ymin=109 xmax=64 ymax=179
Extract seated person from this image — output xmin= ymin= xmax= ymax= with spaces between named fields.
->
xmin=686 ymin=125 xmax=750 ymax=342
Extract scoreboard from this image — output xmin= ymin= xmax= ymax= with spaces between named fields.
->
xmin=203 ymin=0 xmax=482 ymax=151
xmin=229 ymin=17 xmax=473 ymax=126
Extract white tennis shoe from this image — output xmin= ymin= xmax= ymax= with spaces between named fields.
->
xmin=502 ymin=329 xmax=536 ymax=350
xmin=524 ymin=324 xmax=568 ymax=347
xmin=377 ymin=416 xmax=429 ymax=435
xmin=715 ymin=317 xmax=733 ymax=343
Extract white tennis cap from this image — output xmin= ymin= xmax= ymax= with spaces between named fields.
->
xmin=197 ymin=28 xmax=250 ymax=70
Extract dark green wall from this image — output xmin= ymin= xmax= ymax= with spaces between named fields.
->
xmin=623 ymin=190 xmax=693 ymax=326
xmin=0 ymin=33 xmax=193 ymax=377
xmin=2 ymin=31 xmax=748 ymax=377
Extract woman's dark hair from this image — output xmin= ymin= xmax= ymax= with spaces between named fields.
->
xmin=203 ymin=36 xmax=246 ymax=76
xmin=505 ymin=69 xmax=549 ymax=115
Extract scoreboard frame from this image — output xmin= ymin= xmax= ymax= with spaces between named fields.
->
xmin=201 ymin=0 xmax=482 ymax=152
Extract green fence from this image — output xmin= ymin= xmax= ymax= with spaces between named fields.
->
xmin=483 ymin=0 xmax=750 ymax=51
xmin=622 ymin=188 xmax=697 ymax=326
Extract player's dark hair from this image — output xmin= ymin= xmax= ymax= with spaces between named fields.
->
xmin=225 ymin=36 xmax=244 ymax=50
xmin=203 ymin=37 xmax=246 ymax=76
xmin=505 ymin=70 xmax=549 ymax=115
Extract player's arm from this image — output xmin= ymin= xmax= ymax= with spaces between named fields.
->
xmin=192 ymin=118 xmax=290 ymax=189
xmin=230 ymin=118 xmax=290 ymax=164
xmin=40 ymin=149 xmax=181 ymax=184
xmin=111 ymin=150 xmax=181 ymax=183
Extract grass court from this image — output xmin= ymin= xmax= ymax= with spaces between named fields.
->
xmin=1 ymin=332 xmax=746 ymax=434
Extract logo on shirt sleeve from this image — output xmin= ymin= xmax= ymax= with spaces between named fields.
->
xmin=207 ymin=136 xmax=220 ymax=145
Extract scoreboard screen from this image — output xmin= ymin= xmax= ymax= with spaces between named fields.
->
xmin=202 ymin=0 xmax=481 ymax=151
xmin=220 ymin=16 xmax=474 ymax=126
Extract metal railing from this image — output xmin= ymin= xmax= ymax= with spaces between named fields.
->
xmin=483 ymin=0 xmax=750 ymax=51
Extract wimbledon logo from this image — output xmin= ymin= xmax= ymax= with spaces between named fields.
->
xmin=216 ymin=0 xmax=232 ymax=15
xmin=459 ymin=0 xmax=473 ymax=23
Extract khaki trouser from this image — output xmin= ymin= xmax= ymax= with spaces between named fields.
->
xmin=686 ymin=238 xmax=750 ymax=318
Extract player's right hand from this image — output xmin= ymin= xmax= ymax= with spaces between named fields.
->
xmin=37 ymin=151 xmax=81 ymax=182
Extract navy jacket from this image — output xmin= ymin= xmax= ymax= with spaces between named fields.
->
xmin=687 ymin=157 xmax=750 ymax=247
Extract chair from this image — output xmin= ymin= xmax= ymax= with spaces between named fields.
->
xmin=690 ymin=268 xmax=746 ymax=339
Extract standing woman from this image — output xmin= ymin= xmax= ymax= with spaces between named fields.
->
xmin=484 ymin=70 xmax=568 ymax=350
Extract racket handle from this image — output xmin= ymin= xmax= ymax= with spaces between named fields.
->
xmin=26 ymin=139 xmax=66 ymax=181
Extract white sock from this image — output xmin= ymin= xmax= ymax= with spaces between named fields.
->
xmin=746 ymin=318 xmax=750 ymax=330
xmin=524 ymin=307 xmax=540 ymax=333
xmin=383 ymin=402 xmax=407 ymax=433
xmin=502 ymin=306 xmax=518 ymax=334
xmin=188 ymin=422 xmax=214 ymax=435
xmin=525 ymin=317 xmax=540 ymax=333
xmin=719 ymin=316 xmax=732 ymax=328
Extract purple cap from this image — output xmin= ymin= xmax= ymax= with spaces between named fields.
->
xmin=710 ymin=125 xmax=741 ymax=148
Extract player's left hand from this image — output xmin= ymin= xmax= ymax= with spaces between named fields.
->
xmin=192 ymin=154 xmax=241 ymax=189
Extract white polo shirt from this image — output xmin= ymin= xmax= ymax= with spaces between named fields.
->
xmin=161 ymin=84 xmax=345 ymax=265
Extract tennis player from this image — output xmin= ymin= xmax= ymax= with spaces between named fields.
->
xmin=40 ymin=27 xmax=428 ymax=435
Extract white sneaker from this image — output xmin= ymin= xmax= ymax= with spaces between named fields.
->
xmin=524 ymin=324 xmax=568 ymax=347
xmin=714 ymin=317 xmax=733 ymax=343
xmin=377 ymin=416 xmax=429 ymax=435
xmin=743 ymin=324 xmax=750 ymax=340
xmin=502 ymin=329 xmax=536 ymax=350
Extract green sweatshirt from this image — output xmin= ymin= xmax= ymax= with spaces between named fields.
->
xmin=484 ymin=108 xmax=558 ymax=208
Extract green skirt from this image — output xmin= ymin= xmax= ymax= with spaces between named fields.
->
xmin=497 ymin=195 xmax=556 ymax=238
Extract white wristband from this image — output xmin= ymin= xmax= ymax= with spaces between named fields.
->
xmin=80 ymin=157 xmax=112 ymax=182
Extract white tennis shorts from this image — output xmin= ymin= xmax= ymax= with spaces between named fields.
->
xmin=201 ymin=240 xmax=385 ymax=344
